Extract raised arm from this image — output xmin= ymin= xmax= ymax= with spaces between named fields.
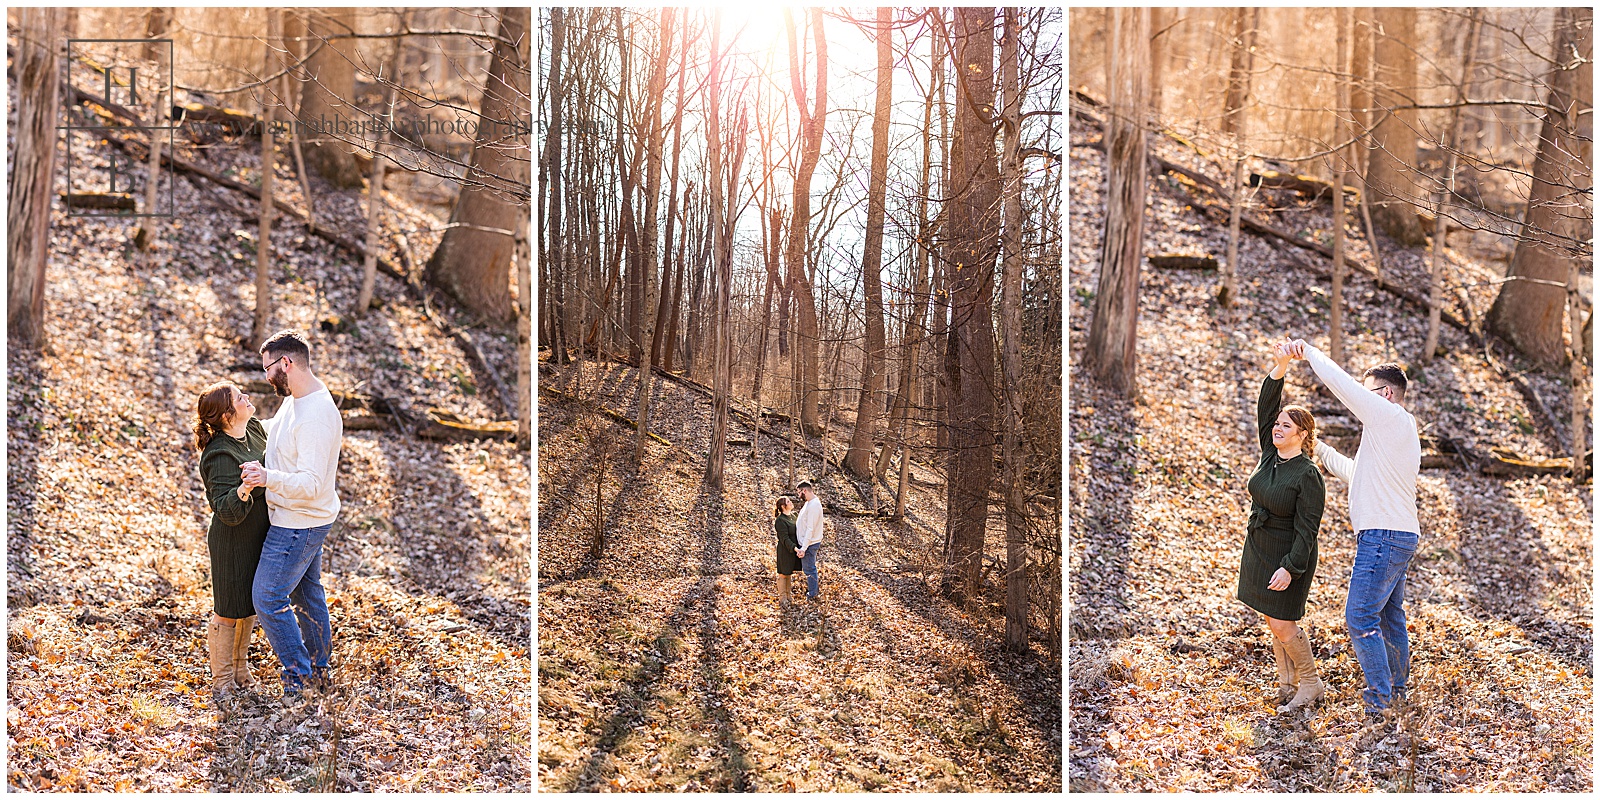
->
xmin=1257 ymin=342 xmax=1292 ymax=453
xmin=1300 ymin=343 xmax=1392 ymax=427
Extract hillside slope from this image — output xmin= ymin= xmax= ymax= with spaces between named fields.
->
xmin=1068 ymin=127 xmax=1592 ymax=791
xmin=537 ymin=359 xmax=1062 ymax=791
xmin=7 ymin=74 xmax=530 ymax=791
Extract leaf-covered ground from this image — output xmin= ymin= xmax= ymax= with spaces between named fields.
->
xmin=7 ymin=66 xmax=530 ymax=791
xmin=537 ymin=360 xmax=1062 ymax=791
xmin=1067 ymin=129 xmax=1593 ymax=791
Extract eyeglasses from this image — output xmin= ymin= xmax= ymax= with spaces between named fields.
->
xmin=264 ymin=354 xmax=289 ymax=374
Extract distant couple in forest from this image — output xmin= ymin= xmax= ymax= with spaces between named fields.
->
xmin=1235 ymin=336 xmax=1420 ymax=729
xmin=192 ymin=331 xmax=344 ymax=701
xmin=772 ymin=481 xmax=825 ymax=610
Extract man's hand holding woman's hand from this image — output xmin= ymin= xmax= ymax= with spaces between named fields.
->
xmin=239 ymin=461 xmax=266 ymax=490
xmin=1267 ymin=567 xmax=1292 ymax=591
xmin=796 ymin=547 xmax=805 ymax=559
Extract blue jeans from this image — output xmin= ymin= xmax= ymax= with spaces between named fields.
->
xmin=253 ymin=523 xmax=333 ymax=690
xmin=800 ymin=543 xmax=822 ymax=599
xmin=1345 ymin=528 xmax=1417 ymax=712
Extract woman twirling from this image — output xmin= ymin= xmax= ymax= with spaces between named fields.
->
xmin=773 ymin=497 xmax=801 ymax=610
xmin=1237 ymin=343 xmax=1327 ymax=712
xmin=194 ymin=381 xmax=271 ymax=697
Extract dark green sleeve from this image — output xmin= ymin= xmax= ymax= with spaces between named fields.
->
xmin=1258 ymin=376 xmax=1284 ymax=454
xmin=1282 ymin=469 xmax=1324 ymax=575
xmin=775 ymin=515 xmax=799 ymax=550
xmin=201 ymin=447 xmax=255 ymax=527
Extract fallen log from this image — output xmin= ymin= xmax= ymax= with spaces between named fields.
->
xmin=62 ymin=192 xmax=136 ymax=211
xmin=1149 ymin=254 xmax=1218 ymax=271
xmin=1481 ymin=448 xmax=1592 ymax=479
xmin=1249 ymin=170 xmax=1360 ymax=204
xmin=415 ymin=408 xmax=517 ymax=442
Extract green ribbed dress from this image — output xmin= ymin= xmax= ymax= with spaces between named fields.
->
xmin=1236 ymin=376 xmax=1325 ymax=621
xmin=199 ymin=417 xmax=270 ymax=618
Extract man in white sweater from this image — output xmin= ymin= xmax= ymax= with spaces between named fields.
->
xmin=1287 ymin=339 xmax=1420 ymax=720
xmin=239 ymin=330 xmax=343 ymax=696
xmin=795 ymin=481 xmax=825 ymax=601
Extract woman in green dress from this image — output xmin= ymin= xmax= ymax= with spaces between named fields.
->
xmin=773 ymin=497 xmax=801 ymax=610
xmin=193 ymin=380 xmax=271 ymax=696
xmin=1237 ymin=343 xmax=1327 ymax=712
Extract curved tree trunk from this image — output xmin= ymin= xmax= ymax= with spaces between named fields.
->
xmin=7 ymin=7 xmax=63 ymax=348
xmin=425 ymin=8 xmax=531 ymax=328
xmin=1488 ymin=7 xmax=1593 ymax=369
xmin=845 ymin=8 xmax=893 ymax=478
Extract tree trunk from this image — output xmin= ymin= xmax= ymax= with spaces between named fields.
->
xmin=1488 ymin=7 xmax=1592 ymax=370
xmin=7 ymin=7 xmax=63 ymax=348
xmin=652 ymin=20 xmax=690 ymax=371
xmin=1352 ymin=8 xmax=1385 ymax=288
xmin=252 ymin=11 xmax=282 ymax=348
xmin=633 ymin=8 xmax=675 ymax=467
xmin=1218 ymin=8 xmax=1258 ymax=308
xmin=1569 ymin=261 xmax=1588 ymax=483
xmin=877 ymin=52 xmax=937 ymax=484
xmin=424 ymin=8 xmax=531 ymax=328
xmin=515 ymin=212 xmax=532 ymax=449
xmin=1330 ymin=9 xmax=1350 ymax=365
xmin=662 ymin=184 xmax=691 ymax=373
xmin=1085 ymin=8 xmax=1150 ymax=397
xmin=845 ymin=8 xmax=893 ymax=478
xmin=785 ymin=8 xmax=828 ymax=437
xmin=704 ymin=11 xmax=730 ymax=488
xmin=356 ymin=37 xmax=404 ymax=317
xmin=942 ymin=6 xmax=1001 ymax=602
xmin=297 ymin=8 xmax=364 ymax=188
xmin=999 ymin=7 xmax=1029 ymax=652
xmin=543 ymin=8 xmax=568 ymax=363
xmin=1423 ymin=10 xmax=1482 ymax=363
xmin=1368 ymin=8 xmax=1428 ymax=246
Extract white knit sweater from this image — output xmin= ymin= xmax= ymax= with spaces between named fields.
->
xmin=262 ymin=384 xmax=344 ymax=529
xmin=1305 ymin=346 xmax=1420 ymax=534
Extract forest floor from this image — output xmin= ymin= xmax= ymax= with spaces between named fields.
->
xmin=6 ymin=71 xmax=530 ymax=790
xmin=1068 ymin=126 xmax=1592 ymax=790
xmin=536 ymin=358 xmax=1062 ymax=791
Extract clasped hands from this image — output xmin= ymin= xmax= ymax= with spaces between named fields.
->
xmin=1271 ymin=337 xmax=1311 ymax=367
xmin=239 ymin=461 xmax=266 ymax=490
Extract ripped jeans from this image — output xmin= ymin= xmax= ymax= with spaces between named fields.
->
xmin=253 ymin=522 xmax=334 ymax=690
xmin=1345 ymin=528 xmax=1418 ymax=712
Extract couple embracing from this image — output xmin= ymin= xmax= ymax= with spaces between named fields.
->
xmin=193 ymin=330 xmax=344 ymax=700
xmin=1237 ymin=337 xmax=1420 ymax=726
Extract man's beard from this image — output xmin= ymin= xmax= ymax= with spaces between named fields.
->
xmin=269 ymin=372 xmax=290 ymax=397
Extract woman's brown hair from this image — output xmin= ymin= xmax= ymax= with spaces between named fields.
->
xmin=773 ymin=496 xmax=794 ymax=518
xmin=193 ymin=381 xmax=238 ymax=451
xmin=1282 ymin=404 xmax=1318 ymax=459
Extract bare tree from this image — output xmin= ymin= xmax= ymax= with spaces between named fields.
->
xmin=943 ymin=7 xmax=1001 ymax=600
xmin=999 ymin=7 xmax=1029 ymax=652
xmin=297 ymin=8 xmax=365 ymax=189
xmin=424 ymin=7 xmax=531 ymax=328
xmin=355 ymin=29 xmax=404 ymax=318
xmin=785 ymin=8 xmax=828 ymax=437
xmin=1422 ymin=10 xmax=1483 ymax=363
xmin=1488 ymin=7 xmax=1593 ymax=370
xmin=252 ymin=10 xmax=281 ymax=347
xmin=1368 ymin=8 xmax=1427 ymax=246
xmin=7 ymin=7 xmax=63 ymax=348
xmin=634 ymin=8 xmax=676 ymax=467
xmin=845 ymin=8 xmax=893 ymax=478
xmin=1084 ymin=8 xmax=1149 ymax=397
xmin=1218 ymin=8 xmax=1258 ymax=309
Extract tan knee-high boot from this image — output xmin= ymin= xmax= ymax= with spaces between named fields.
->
xmin=1279 ymin=628 xmax=1325 ymax=712
xmin=777 ymin=574 xmax=792 ymax=609
xmin=207 ymin=617 xmax=236 ymax=695
xmin=1272 ymin=637 xmax=1298 ymax=705
xmin=232 ymin=616 xmax=257 ymax=690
